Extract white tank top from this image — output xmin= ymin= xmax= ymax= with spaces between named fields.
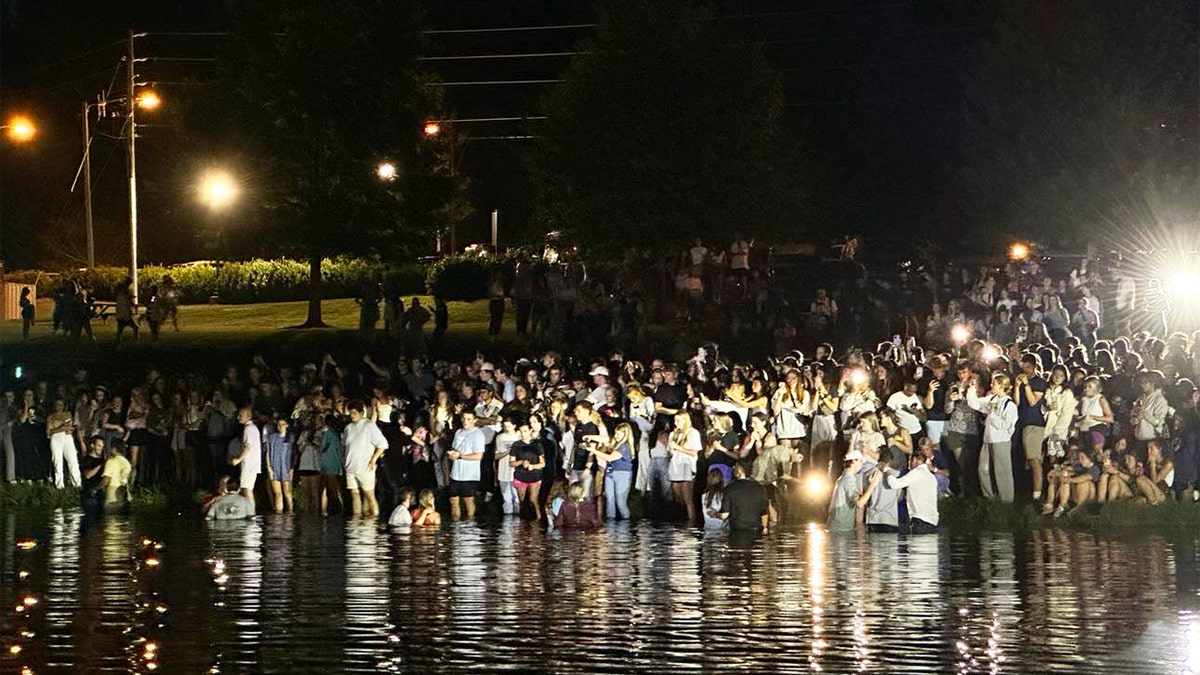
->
xmin=1079 ymin=394 xmax=1103 ymax=430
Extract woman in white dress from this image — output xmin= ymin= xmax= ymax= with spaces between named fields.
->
xmin=667 ymin=410 xmax=701 ymax=523
xmin=772 ymin=369 xmax=812 ymax=448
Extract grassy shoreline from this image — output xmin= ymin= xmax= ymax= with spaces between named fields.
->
xmin=5 ymin=482 xmax=1200 ymax=535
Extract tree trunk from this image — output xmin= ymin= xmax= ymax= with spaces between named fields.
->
xmin=301 ymin=253 xmax=328 ymax=328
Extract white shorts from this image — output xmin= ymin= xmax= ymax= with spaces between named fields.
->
xmin=346 ymin=468 xmax=377 ymax=492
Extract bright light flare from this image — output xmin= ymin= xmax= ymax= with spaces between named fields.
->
xmin=1171 ymin=269 xmax=1199 ymax=300
xmin=802 ymin=472 xmax=833 ymax=503
xmin=136 ymin=91 xmax=162 ymax=111
xmin=1008 ymin=242 xmax=1030 ymax=261
xmin=981 ymin=345 xmax=1000 ymax=362
xmin=375 ymin=161 xmax=397 ymax=182
xmin=950 ymin=323 xmax=971 ymax=345
xmin=5 ymin=116 xmax=36 ymax=142
xmin=197 ymin=169 xmax=239 ymax=210
xmin=423 ymin=121 xmax=441 ymax=137
xmin=849 ymin=368 xmax=869 ymax=387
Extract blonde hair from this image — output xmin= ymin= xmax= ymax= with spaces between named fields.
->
xmin=672 ymin=411 xmax=693 ymax=445
xmin=418 ymin=489 xmax=436 ymax=509
xmin=568 ymin=483 xmax=586 ymax=503
xmin=611 ymin=423 xmax=633 ymax=448
xmin=709 ymin=413 xmax=733 ymax=435
xmin=991 ymin=372 xmax=1012 ymax=394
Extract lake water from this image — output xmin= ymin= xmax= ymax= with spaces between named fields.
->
xmin=3 ymin=510 xmax=1199 ymax=673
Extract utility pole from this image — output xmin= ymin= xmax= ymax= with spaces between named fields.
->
xmin=491 ymin=209 xmax=498 ymax=250
xmin=127 ymin=30 xmax=140 ymax=304
xmin=81 ymin=100 xmax=95 ymax=269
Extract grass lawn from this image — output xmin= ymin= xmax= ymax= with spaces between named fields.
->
xmin=0 ymin=296 xmax=531 ymax=382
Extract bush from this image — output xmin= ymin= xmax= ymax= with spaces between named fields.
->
xmin=424 ymin=250 xmax=535 ymax=301
xmin=9 ymin=258 xmax=428 ymax=304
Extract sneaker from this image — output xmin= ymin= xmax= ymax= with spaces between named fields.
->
xmin=1040 ymin=503 xmax=1054 ymax=515
xmin=1032 ymin=491 xmax=1042 ymax=501
xmin=1193 ymin=489 xmax=1199 ymax=503
xmin=1053 ymin=506 xmax=1065 ymax=518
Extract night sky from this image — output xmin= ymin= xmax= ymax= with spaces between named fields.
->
xmin=0 ymin=0 xmax=1132 ymax=269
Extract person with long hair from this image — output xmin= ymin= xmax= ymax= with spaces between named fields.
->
xmin=411 ymin=489 xmax=442 ymax=527
xmin=1076 ymin=376 xmax=1114 ymax=452
xmin=510 ymin=418 xmax=546 ymax=521
xmin=1135 ymin=439 xmax=1172 ymax=505
xmin=966 ymin=372 xmax=1018 ymax=502
xmin=124 ymin=387 xmax=150 ymax=485
xmin=317 ymin=413 xmax=344 ymax=516
xmin=265 ymin=417 xmax=295 ymax=513
xmin=701 ymin=468 xmax=726 ymax=528
xmin=294 ymin=415 xmax=323 ymax=513
xmin=589 ymin=422 xmax=635 ymax=520
xmin=1042 ymin=365 xmax=1077 ymax=463
xmin=668 ymin=410 xmax=701 ymax=523
xmin=772 ymin=369 xmax=811 ymax=448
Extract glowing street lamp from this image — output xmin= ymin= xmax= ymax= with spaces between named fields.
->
xmin=3 ymin=115 xmax=37 ymax=143
xmin=136 ymin=90 xmax=162 ymax=111
xmin=198 ymin=169 xmax=239 ymax=210
xmin=1008 ymin=241 xmax=1031 ymax=261
xmin=375 ymin=161 xmax=397 ymax=182
xmin=423 ymin=121 xmax=441 ymax=138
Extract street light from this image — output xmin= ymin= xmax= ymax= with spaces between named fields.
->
xmin=423 ymin=121 xmax=441 ymax=138
xmin=136 ymin=90 xmax=161 ymax=111
xmin=198 ymin=169 xmax=239 ymax=210
xmin=1009 ymin=241 xmax=1031 ymax=261
xmin=3 ymin=115 xmax=37 ymax=143
xmin=375 ymin=161 xmax=397 ymax=182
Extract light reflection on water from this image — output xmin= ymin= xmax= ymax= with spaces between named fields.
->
xmin=2 ymin=512 xmax=1198 ymax=673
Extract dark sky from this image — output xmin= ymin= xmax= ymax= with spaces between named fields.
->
xmin=0 ymin=0 xmax=993 ymax=268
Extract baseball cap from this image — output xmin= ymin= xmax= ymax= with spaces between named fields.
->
xmin=589 ymin=366 xmax=610 ymax=377
xmin=843 ymin=449 xmax=864 ymax=462
xmin=480 ymin=362 xmax=495 ymax=372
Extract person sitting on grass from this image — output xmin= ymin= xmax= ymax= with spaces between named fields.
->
xmin=1097 ymin=440 xmax=1139 ymax=503
xmin=1042 ymin=446 xmax=1099 ymax=517
xmin=1136 ymin=440 xmax=1173 ymax=505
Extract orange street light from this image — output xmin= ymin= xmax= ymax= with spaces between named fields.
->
xmin=1009 ymin=241 xmax=1030 ymax=261
xmin=4 ymin=115 xmax=37 ymax=142
xmin=423 ymin=121 xmax=441 ymax=137
xmin=136 ymin=91 xmax=162 ymax=111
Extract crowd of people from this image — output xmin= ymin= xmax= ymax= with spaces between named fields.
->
xmin=5 ymin=244 xmax=1200 ymax=535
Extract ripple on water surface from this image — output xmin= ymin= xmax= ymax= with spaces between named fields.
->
xmin=1 ymin=511 xmax=1197 ymax=673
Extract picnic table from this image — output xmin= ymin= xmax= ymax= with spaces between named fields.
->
xmin=91 ymin=301 xmax=144 ymax=323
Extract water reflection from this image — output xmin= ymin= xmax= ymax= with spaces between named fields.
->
xmin=2 ymin=513 xmax=1198 ymax=673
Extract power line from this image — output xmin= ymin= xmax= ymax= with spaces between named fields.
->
xmin=433 ymin=79 xmax=564 ymax=87
xmin=420 ymin=52 xmax=575 ymax=62
xmin=424 ymin=23 xmax=595 ymax=36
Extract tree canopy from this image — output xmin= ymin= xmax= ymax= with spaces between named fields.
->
xmin=961 ymin=0 xmax=1199 ymax=247
xmin=532 ymin=0 xmax=790 ymax=257
xmin=222 ymin=0 xmax=461 ymax=324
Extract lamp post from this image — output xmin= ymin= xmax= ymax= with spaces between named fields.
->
xmin=1 ymin=116 xmax=37 ymax=143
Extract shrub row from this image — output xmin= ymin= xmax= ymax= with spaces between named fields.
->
xmin=6 ymin=258 xmax=425 ymax=304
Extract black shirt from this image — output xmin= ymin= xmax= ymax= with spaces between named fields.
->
xmin=653 ymin=383 xmax=686 ymax=413
xmin=511 ymin=440 xmax=543 ymax=483
xmin=81 ymin=454 xmax=105 ymax=493
xmin=720 ymin=479 xmax=769 ymax=531
xmin=572 ymin=422 xmax=599 ymax=471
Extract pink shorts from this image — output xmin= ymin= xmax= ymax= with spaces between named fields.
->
xmin=513 ymin=478 xmax=541 ymax=490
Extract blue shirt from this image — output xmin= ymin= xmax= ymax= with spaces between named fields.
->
xmin=606 ymin=442 xmax=633 ymax=472
xmin=1017 ymin=376 xmax=1048 ymax=426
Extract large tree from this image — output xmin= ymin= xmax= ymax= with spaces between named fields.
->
xmin=961 ymin=0 xmax=1199 ymax=247
xmin=532 ymin=0 xmax=789 ymax=257
xmin=224 ymin=0 xmax=459 ymax=326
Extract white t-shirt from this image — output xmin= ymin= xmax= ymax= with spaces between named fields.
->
xmin=451 ymin=427 xmax=486 ymax=481
xmin=342 ymin=418 xmax=389 ymax=475
xmin=240 ymin=423 xmax=262 ymax=477
xmin=387 ymin=505 xmax=413 ymax=527
xmin=886 ymin=392 xmax=924 ymax=434
xmin=494 ymin=431 xmax=519 ymax=482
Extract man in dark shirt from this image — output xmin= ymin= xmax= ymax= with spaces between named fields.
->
xmin=652 ymin=365 xmax=686 ymax=437
xmin=1015 ymin=353 xmax=1048 ymax=500
xmin=571 ymin=402 xmax=600 ymax=493
xmin=720 ymin=465 xmax=770 ymax=531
